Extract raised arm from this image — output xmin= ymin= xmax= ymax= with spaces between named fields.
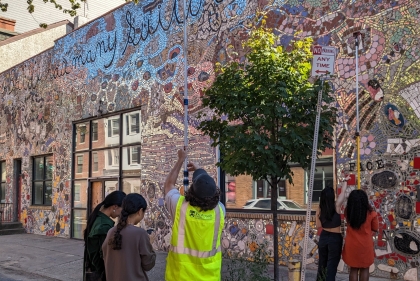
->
xmin=335 ymin=175 xmax=350 ymax=213
xmin=164 ymin=149 xmax=187 ymax=195
xmin=315 ymin=207 xmax=322 ymax=229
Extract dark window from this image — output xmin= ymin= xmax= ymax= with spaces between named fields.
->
xmin=80 ymin=125 xmax=86 ymax=143
xmin=244 ymin=200 xmax=254 ymax=206
xmin=92 ymin=152 xmax=98 ymax=172
xmin=278 ymin=180 xmax=286 ymax=197
xmin=92 ymin=122 xmax=98 ymax=141
xmin=309 ymin=164 xmax=333 ymax=202
xmin=254 ymin=199 xmax=270 ymax=209
xmin=32 ymin=155 xmax=53 ymax=205
xmin=76 ymin=155 xmax=83 ymax=173
xmin=256 ymin=180 xmax=264 ymax=198
xmin=282 ymin=201 xmax=302 ymax=209
xmin=0 ymin=161 xmax=5 ymax=203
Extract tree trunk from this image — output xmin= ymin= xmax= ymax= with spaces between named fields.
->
xmin=270 ymin=175 xmax=279 ymax=281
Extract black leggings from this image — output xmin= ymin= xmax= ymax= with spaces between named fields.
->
xmin=316 ymin=231 xmax=343 ymax=281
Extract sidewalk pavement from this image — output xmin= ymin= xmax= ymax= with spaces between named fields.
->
xmin=0 ymin=234 xmax=397 ymax=281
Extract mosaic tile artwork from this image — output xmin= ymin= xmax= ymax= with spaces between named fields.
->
xmin=222 ymin=214 xmax=318 ymax=267
xmin=0 ymin=0 xmax=419 ymax=278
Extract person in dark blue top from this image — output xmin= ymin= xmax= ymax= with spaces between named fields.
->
xmin=315 ymin=182 xmax=348 ymax=281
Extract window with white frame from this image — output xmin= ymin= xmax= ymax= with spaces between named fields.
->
xmin=127 ymin=146 xmax=140 ymax=165
xmin=76 ymin=155 xmax=83 ymax=173
xmin=305 ymin=163 xmax=333 ymax=203
xmin=108 ymin=149 xmax=119 ymax=166
xmin=92 ymin=122 xmax=98 ymax=141
xmin=107 ymin=118 xmax=120 ymax=137
xmin=92 ymin=152 xmax=98 ymax=172
xmin=126 ymin=113 xmax=140 ymax=134
xmin=74 ymin=184 xmax=81 ymax=202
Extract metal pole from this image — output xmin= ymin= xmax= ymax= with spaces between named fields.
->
xmin=182 ymin=0 xmax=189 ymax=191
xmin=300 ymin=78 xmax=325 ymax=281
xmin=355 ymin=34 xmax=361 ymax=190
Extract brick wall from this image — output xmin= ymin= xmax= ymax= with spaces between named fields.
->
xmin=226 ymin=174 xmax=253 ymax=209
xmin=223 ymin=167 xmax=323 ymax=210
xmin=286 ymin=167 xmax=306 ymax=206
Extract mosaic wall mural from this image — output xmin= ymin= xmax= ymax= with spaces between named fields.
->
xmin=0 ymin=0 xmax=419 ymax=279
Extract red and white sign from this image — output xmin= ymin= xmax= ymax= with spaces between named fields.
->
xmin=311 ymin=45 xmax=336 ymax=77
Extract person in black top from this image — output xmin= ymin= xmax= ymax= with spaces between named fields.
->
xmin=315 ymin=181 xmax=348 ymax=281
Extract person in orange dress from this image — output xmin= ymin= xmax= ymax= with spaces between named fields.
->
xmin=342 ymin=190 xmax=379 ymax=281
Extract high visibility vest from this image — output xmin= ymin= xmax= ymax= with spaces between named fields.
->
xmin=165 ymin=196 xmax=224 ymax=281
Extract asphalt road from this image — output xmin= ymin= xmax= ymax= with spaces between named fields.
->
xmin=0 ymin=268 xmax=57 ymax=281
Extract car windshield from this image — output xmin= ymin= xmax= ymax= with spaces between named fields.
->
xmin=282 ymin=201 xmax=302 ymax=209
xmin=254 ymin=199 xmax=271 ymax=209
xmin=244 ymin=201 xmax=254 ymax=206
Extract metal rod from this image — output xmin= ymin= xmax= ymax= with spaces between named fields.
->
xmin=301 ymin=78 xmax=325 ymax=281
xmin=355 ymin=35 xmax=361 ymax=190
xmin=182 ymin=0 xmax=189 ymax=192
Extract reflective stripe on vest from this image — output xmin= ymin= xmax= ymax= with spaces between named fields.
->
xmin=169 ymin=200 xmax=222 ymax=258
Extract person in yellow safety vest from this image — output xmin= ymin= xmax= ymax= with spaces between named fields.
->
xmin=164 ymin=148 xmax=226 ymax=281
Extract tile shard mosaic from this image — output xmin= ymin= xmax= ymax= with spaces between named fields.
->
xmin=0 ymin=0 xmax=419 ymax=278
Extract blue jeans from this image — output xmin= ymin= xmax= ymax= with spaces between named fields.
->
xmin=316 ymin=231 xmax=343 ymax=281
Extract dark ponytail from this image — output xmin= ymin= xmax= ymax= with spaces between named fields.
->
xmin=111 ymin=193 xmax=147 ymax=250
xmin=319 ymin=186 xmax=336 ymax=220
xmin=346 ymin=189 xmax=373 ymax=230
xmin=83 ymin=190 xmax=126 ymax=243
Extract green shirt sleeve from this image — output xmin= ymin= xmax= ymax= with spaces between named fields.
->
xmin=87 ymin=216 xmax=114 ymax=274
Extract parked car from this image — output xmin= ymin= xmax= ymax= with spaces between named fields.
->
xmin=242 ymin=198 xmax=304 ymax=211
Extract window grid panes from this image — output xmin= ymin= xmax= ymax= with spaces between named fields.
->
xmin=32 ymin=155 xmax=53 ymax=206
xmin=72 ymin=108 xmax=142 ymax=239
xmin=306 ymin=164 xmax=333 ymax=203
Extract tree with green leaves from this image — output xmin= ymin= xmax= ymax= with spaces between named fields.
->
xmin=0 ymin=0 xmax=138 ymax=28
xmin=198 ymin=17 xmax=337 ymax=280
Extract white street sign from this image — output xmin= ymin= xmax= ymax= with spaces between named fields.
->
xmin=311 ymin=45 xmax=336 ymax=77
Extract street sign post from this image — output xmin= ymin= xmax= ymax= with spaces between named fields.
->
xmin=311 ymin=45 xmax=336 ymax=77
xmin=301 ymin=45 xmax=336 ymax=281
